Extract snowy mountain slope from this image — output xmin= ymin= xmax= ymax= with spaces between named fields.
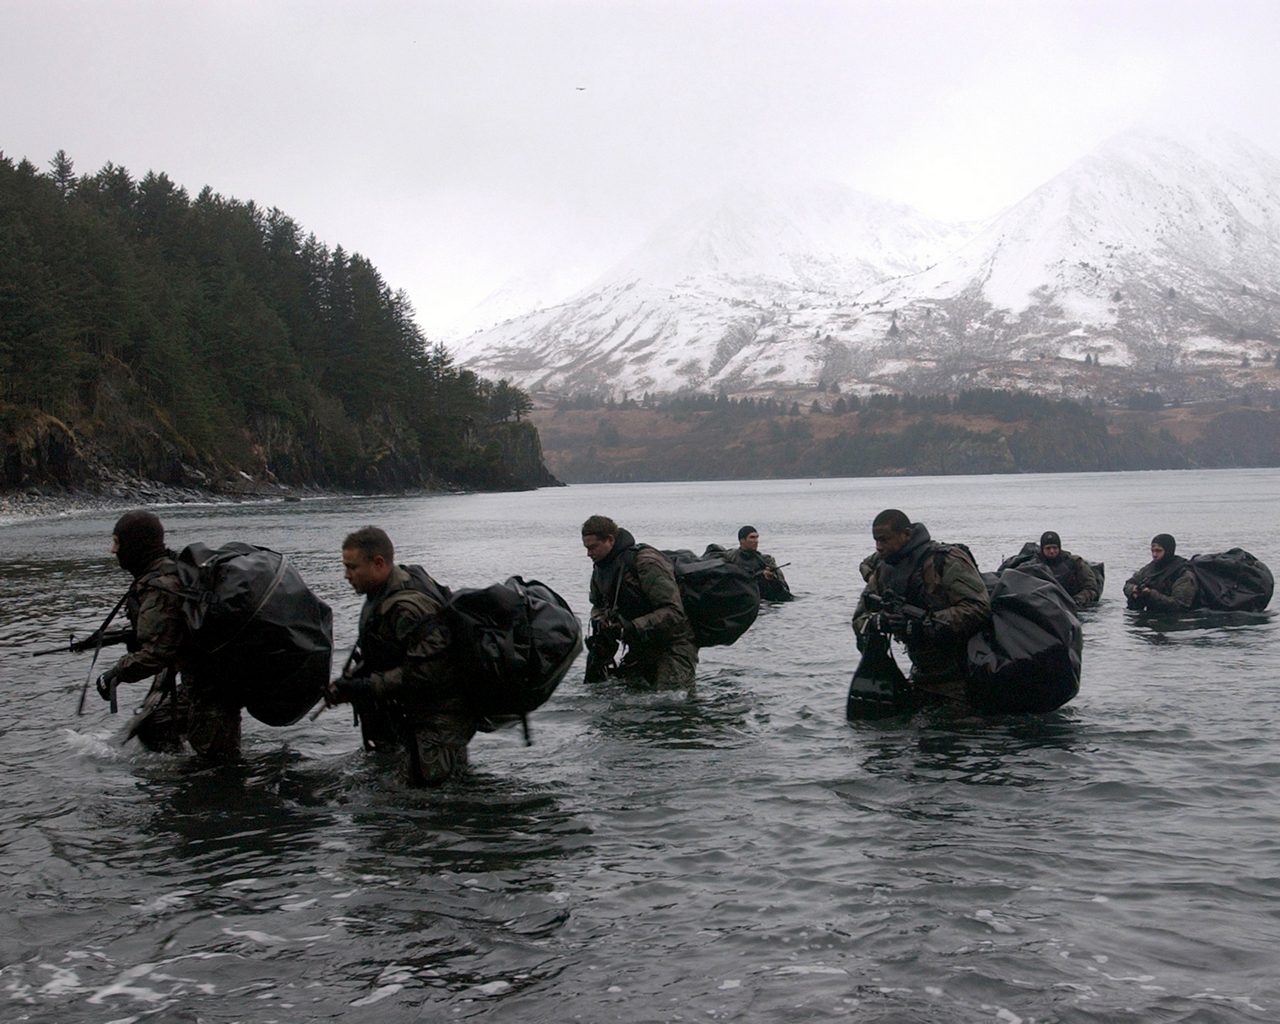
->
xmin=454 ymin=129 xmax=1280 ymax=398
xmin=858 ymin=128 xmax=1280 ymax=385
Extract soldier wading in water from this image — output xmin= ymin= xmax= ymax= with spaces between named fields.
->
xmin=96 ymin=511 xmax=242 ymax=758
xmin=851 ymin=508 xmax=991 ymax=708
xmin=582 ymin=515 xmax=698 ymax=688
xmin=326 ymin=526 xmax=477 ymax=786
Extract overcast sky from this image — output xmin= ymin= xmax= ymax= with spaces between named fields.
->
xmin=4 ymin=0 xmax=1280 ymax=335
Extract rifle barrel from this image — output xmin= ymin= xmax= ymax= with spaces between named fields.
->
xmin=30 ymin=644 xmax=72 ymax=658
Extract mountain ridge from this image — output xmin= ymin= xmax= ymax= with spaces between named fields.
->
xmin=455 ymin=126 xmax=1280 ymax=403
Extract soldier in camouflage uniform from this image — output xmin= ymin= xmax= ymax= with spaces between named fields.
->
xmin=582 ymin=515 xmax=698 ymax=688
xmin=724 ymin=525 xmax=792 ymax=602
xmin=1123 ymin=533 xmax=1198 ymax=612
xmin=1029 ymin=531 xmax=1100 ymax=608
xmin=96 ymin=510 xmax=241 ymax=758
xmin=326 ymin=526 xmax=476 ymax=786
xmin=852 ymin=509 xmax=991 ymax=706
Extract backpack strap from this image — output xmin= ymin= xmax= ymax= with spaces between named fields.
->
xmin=602 ymin=544 xmax=641 ymax=614
xmin=934 ymin=542 xmax=977 ymax=576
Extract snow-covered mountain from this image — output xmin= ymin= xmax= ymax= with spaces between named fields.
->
xmin=448 ymin=181 xmax=974 ymax=393
xmin=454 ymin=129 xmax=1280 ymax=399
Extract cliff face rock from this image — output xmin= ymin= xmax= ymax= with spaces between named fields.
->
xmin=1 ymin=406 xmax=87 ymax=488
xmin=0 ymin=398 xmax=561 ymax=497
xmin=474 ymin=420 xmax=563 ymax=490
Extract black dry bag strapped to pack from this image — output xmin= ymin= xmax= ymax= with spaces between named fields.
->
xmin=656 ymin=548 xmax=760 ymax=647
xmin=997 ymin=541 xmax=1105 ymax=599
xmin=174 ymin=542 xmax=333 ymax=727
xmin=1187 ymin=549 xmax=1274 ymax=612
xmin=965 ymin=564 xmax=1082 ymax=714
xmin=443 ymin=575 xmax=582 ymax=738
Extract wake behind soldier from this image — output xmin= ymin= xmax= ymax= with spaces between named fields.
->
xmin=582 ymin=515 xmax=697 ymax=688
xmin=96 ymin=510 xmax=241 ymax=757
xmin=326 ymin=526 xmax=476 ymax=786
xmin=851 ymin=509 xmax=991 ymax=706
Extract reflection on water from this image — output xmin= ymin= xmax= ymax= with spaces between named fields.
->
xmin=2 ymin=473 xmax=1279 ymax=1022
xmin=1127 ymin=608 xmax=1274 ymax=643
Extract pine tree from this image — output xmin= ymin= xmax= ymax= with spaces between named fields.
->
xmin=48 ymin=149 xmax=76 ymax=196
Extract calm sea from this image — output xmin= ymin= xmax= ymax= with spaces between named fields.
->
xmin=1 ymin=469 xmax=1278 ymax=1023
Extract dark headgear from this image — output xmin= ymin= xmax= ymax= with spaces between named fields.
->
xmin=113 ymin=510 xmax=166 ymax=576
xmin=1151 ymin=533 xmax=1176 ymax=557
xmin=738 ymin=525 xmax=758 ymax=541
xmin=1040 ymin=531 xmax=1061 ymax=549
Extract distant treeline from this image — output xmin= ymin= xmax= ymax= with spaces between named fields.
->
xmin=556 ymin=386 xmax=1280 ymax=418
xmin=535 ymin=387 xmax=1280 ymax=482
xmin=0 ymin=151 xmax=545 ymax=491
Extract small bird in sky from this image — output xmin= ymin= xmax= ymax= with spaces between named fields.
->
xmin=575 ymin=86 xmax=586 ymax=91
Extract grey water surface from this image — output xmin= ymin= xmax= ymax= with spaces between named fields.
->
xmin=1 ymin=470 xmax=1278 ymax=1023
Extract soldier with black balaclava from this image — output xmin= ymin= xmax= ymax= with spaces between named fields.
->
xmin=97 ymin=510 xmax=241 ymax=757
xmin=1123 ymin=533 xmax=1198 ymax=612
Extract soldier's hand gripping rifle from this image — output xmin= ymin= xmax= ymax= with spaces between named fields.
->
xmin=584 ymin=618 xmax=621 ymax=683
xmin=863 ymin=589 xmax=932 ymax=643
xmin=752 ymin=561 xmax=791 ymax=579
xmin=29 ymin=590 xmax=133 ymax=715
xmin=30 ymin=627 xmax=133 ymax=658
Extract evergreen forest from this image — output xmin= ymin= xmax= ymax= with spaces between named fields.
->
xmin=0 ymin=150 xmax=551 ymax=494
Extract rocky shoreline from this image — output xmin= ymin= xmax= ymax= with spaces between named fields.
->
xmin=0 ymin=471 xmax=474 ymax=527
xmin=1 ymin=483 xmax=286 ymax=525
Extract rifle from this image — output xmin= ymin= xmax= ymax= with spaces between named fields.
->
xmin=30 ymin=627 xmax=133 ymax=658
xmin=752 ymin=561 xmax=791 ymax=577
xmin=310 ymin=645 xmax=359 ymax=721
xmin=28 ymin=590 xmax=132 ymax=716
xmin=584 ymin=619 xmax=620 ymax=683
xmin=863 ymin=589 xmax=930 ymax=635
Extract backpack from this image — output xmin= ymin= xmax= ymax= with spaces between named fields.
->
xmin=172 ymin=542 xmax=333 ymax=727
xmin=998 ymin=541 xmax=1105 ymax=599
xmin=441 ymin=575 xmax=583 ymax=741
xmin=634 ymin=546 xmax=760 ymax=648
xmin=965 ymin=563 xmax=1083 ymax=714
xmin=1187 ymin=549 xmax=1274 ymax=612
xmin=703 ymin=543 xmax=794 ymax=603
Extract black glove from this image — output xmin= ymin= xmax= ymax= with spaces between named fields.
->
xmin=879 ymin=611 xmax=910 ymax=639
xmin=598 ymin=618 xmax=624 ymax=642
xmin=95 ymin=667 xmax=120 ymax=702
xmin=328 ymin=674 xmax=374 ymax=705
xmin=619 ymin=617 xmax=639 ymax=645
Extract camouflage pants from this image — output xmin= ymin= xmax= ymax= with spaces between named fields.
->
xmin=908 ymin=668 xmax=970 ymax=708
xmin=130 ymin=672 xmax=242 ymax=759
xmin=406 ymin=710 xmax=476 ymax=786
xmin=617 ymin=641 xmax=698 ymax=689
xmin=355 ymin=695 xmax=476 ymax=787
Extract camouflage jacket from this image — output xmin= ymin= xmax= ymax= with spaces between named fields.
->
xmin=1036 ymin=551 xmax=1100 ymax=608
xmin=852 ymin=524 xmax=991 ymax=682
xmin=112 ymin=554 xmax=185 ymax=684
xmin=1123 ymin=556 xmax=1198 ymax=611
xmin=354 ymin=564 xmax=459 ymax=710
xmin=589 ymin=532 xmax=696 ymax=655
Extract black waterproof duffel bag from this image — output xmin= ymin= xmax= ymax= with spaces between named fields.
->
xmin=966 ymin=564 xmax=1082 ymax=714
